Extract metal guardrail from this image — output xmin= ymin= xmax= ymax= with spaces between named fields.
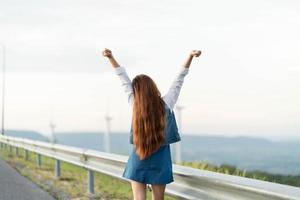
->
xmin=0 ymin=135 xmax=300 ymax=200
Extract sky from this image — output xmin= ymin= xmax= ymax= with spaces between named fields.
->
xmin=0 ymin=0 xmax=299 ymax=141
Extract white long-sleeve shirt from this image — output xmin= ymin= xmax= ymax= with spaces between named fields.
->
xmin=114 ymin=66 xmax=189 ymax=111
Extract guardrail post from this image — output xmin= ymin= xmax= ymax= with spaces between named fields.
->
xmin=36 ymin=153 xmax=42 ymax=167
xmin=87 ymin=169 xmax=94 ymax=195
xmin=9 ymin=145 xmax=12 ymax=155
xmin=55 ymin=159 xmax=61 ymax=177
xmin=24 ymin=149 xmax=29 ymax=160
xmin=16 ymin=147 xmax=19 ymax=156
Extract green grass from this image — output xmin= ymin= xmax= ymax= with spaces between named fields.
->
xmin=0 ymin=145 xmax=176 ymax=200
xmin=177 ymin=161 xmax=300 ymax=187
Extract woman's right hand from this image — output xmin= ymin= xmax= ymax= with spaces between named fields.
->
xmin=102 ymin=48 xmax=113 ymax=58
xmin=183 ymin=50 xmax=201 ymax=68
xmin=190 ymin=50 xmax=201 ymax=57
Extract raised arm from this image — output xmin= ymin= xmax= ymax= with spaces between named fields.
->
xmin=162 ymin=50 xmax=201 ymax=110
xmin=102 ymin=48 xmax=134 ymax=106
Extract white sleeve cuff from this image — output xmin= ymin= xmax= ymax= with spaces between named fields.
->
xmin=180 ymin=66 xmax=189 ymax=75
xmin=114 ymin=66 xmax=125 ymax=75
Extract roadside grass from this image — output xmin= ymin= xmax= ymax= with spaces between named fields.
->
xmin=177 ymin=161 xmax=300 ymax=187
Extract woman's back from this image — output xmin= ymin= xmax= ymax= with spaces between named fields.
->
xmin=102 ymin=48 xmax=201 ymax=200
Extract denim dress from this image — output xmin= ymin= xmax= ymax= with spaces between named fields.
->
xmin=122 ymin=144 xmax=174 ymax=184
xmin=122 ymin=101 xmax=181 ymax=184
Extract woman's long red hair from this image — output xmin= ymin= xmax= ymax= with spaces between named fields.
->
xmin=132 ymin=74 xmax=166 ymax=160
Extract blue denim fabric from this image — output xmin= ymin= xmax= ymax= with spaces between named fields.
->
xmin=122 ymin=144 xmax=174 ymax=184
xmin=129 ymin=101 xmax=181 ymax=145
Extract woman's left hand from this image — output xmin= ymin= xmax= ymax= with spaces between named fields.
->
xmin=102 ymin=48 xmax=113 ymax=58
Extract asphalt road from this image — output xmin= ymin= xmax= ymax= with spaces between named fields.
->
xmin=0 ymin=158 xmax=55 ymax=200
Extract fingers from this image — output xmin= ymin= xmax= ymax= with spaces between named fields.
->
xmin=104 ymin=48 xmax=111 ymax=53
xmin=192 ymin=50 xmax=201 ymax=57
xmin=102 ymin=48 xmax=112 ymax=57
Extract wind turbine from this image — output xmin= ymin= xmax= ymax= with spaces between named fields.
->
xmin=104 ymin=114 xmax=112 ymax=153
xmin=174 ymin=103 xmax=184 ymax=164
xmin=49 ymin=121 xmax=56 ymax=143
xmin=104 ymin=96 xmax=113 ymax=153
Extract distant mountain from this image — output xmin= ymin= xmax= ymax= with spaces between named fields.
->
xmin=4 ymin=130 xmax=50 ymax=142
xmin=179 ymin=134 xmax=300 ymax=176
xmin=54 ymin=132 xmax=132 ymax=155
xmin=4 ymin=130 xmax=300 ymax=176
xmin=55 ymin=132 xmax=300 ymax=176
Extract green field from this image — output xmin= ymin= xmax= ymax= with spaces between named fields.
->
xmin=177 ymin=161 xmax=300 ymax=187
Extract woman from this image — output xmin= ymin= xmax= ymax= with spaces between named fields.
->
xmin=102 ymin=48 xmax=201 ymax=200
